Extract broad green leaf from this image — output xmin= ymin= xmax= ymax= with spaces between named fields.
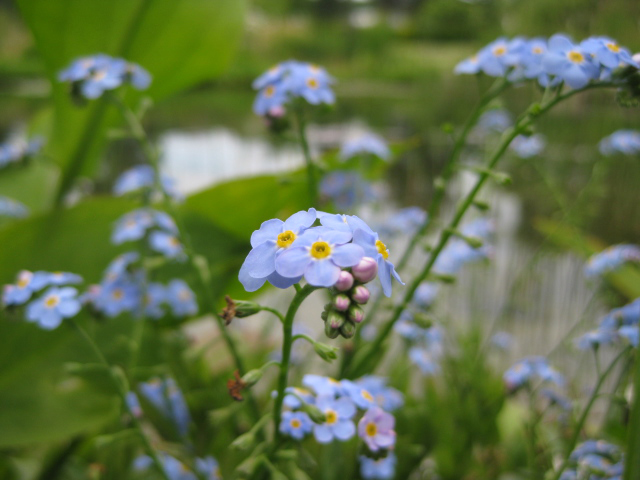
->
xmin=15 ymin=0 xmax=247 ymax=204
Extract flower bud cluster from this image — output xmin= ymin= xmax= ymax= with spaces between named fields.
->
xmin=320 ymin=258 xmax=376 ymax=339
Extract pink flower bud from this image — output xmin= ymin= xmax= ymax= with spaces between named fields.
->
xmin=333 ymin=294 xmax=351 ymax=312
xmin=348 ymin=305 xmax=365 ymax=323
xmin=351 ymin=257 xmax=378 ymax=283
xmin=334 ymin=271 xmax=354 ymax=291
xmin=351 ymin=285 xmax=370 ymax=304
xmin=327 ymin=311 xmax=346 ymax=329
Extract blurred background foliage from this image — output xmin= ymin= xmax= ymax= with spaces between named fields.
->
xmin=0 ymin=0 xmax=638 ymax=478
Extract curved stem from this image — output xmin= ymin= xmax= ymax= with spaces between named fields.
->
xmin=70 ymin=320 xmax=171 ymax=480
xmin=551 ymin=347 xmax=630 ymax=480
xmin=346 ymin=83 xmax=615 ymax=378
xmin=272 ymin=285 xmax=317 ymax=443
xmin=293 ymin=106 xmax=318 ymax=207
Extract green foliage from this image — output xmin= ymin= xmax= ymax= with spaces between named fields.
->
xmin=414 ymin=0 xmax=485 ymax=41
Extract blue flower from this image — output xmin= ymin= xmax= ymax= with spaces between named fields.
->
xmin=542 ymin=34 xmax=600 ymax=89
xmin=139 ymin=377 xmax=191 ymax=437
xmin=93 ymin=278 xmax=141 ymax=318
xmin=312 ymin=396 xmax=356 ymax=443
xmin=252 ymin=61 xmax=335 ymax=115
xmin=504 ymin=356 xmax=564 ymax=391
xmin=279 ymin=410 xmax=313 ymax=440
xmin=581 ymin=37 xmax=638 ymax=70
xmin=340 ymin=133 xmax=391 ymax=161
xmin=340 ymin=379 xmax=377 ymax=410
xmin=165 ymin=279 xmax=198 ymax=317
xmin=411 ymin=282 xmax=439 ymax=310
xmin=599 ymin=299 xmax=640 ymax=329
xmin=104 ymin=252 xmax=140 ymax=278
xmin=352 ymin=229 xmax=403 ymax=297
xmin=476 ymin=37 xmax=526 ymax=77
xmin=134 ymin=454 xmax=196 ymax=480
xmin=619 ymin=325 xmax=638 ymax=347
xmin=358 ymin=407 xmax=396 ymax=452
xmin=356 ymin=376 xmax=404 ymax=412
xmin=125 ymin=392 xmax=143 ymax=418
xmin=570 ymin=440 xmax=621 ymax=461
xmin=575 ymin=328 xmax=618 ymax=350
xmin=195 ymin=456 xmax=222 ymax=480
xmin=409 ymin=346 xmax=440 ymax=375
xmin=539 ymin=388 xmax=572 ymax=411
xmin=510 ymin=134 xmax=546 ymax=158
xmin=239 ymin=209 xmax=317 ymax=292
xmin=272 ymin=386 xmax=316 ymax=409
xmin=58 ymin=54 xmax=151 ymax=99
xmin=0 ymin=136 xmax=43 ymax=169
xmin=144 ymin=283 xmax=167 ymax=319
xmin=113 ymin=165 xmax=155 ymax=195
xmin=475 ymin=109 xmax=513 ymax=135
xmin=302 ymin=374 xmax=344 ymax=397
xmin=112 ymin=209 xmax=156 ymax=244
xmin=599 ymin=130 xmax=640 ymax=156
xmin=0 ymin=196 xmax=29 ymax=218
xmin=149 ymin=231 xmax=184 ymax=259
xmin=359 ymin=453 xmax=396 ymax=480
xmin=454 ymin=54 xmax=482 ymax=75
xmin=26 ymin=287 xmax=81 ymax=329
xmin=276 ymin=227 xmax=364 ymax=288
xmin=318 ymin=213 xmax=374 ymax=239
xmin=509 ymin=38 xmax=550 ymax=83
xmin=319 ymin=171 xmax=374 ymax=210
xmin=585 ymin=244 xmax=640 ymax=277
xmin=3 ymin=270 xmax=50 ymax=306
xmin=490 ymin=331 xmax=513 ymax=350
xmin=375 ymin=207 xmax=427 ymax=238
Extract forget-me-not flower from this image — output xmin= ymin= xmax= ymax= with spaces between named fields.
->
xmin=340 ymin=133 xmax=391 ymax=162
xmin=195 ymin=456 xmax=222 ymax=480
xmin=302 ymin=374 xmax=344 ymax=398
xmin=585 ymin=244 xmax=640 ymax=277
xmin=312 ymin=396 xmax=356 ymax=443
xmin=352 ymin=229 xmax=403 ymax=297
xmin=26 ymin=287 xmax=81 ymax=329
xmin=358 ymin=407 xmax=396 ymax=452
xmin=599 ymin=130 xmax=640 ymax=156
xmin=165 ymin=279 xmax=198 ymax=317
xmin=280 ymin=410 xmax=313 ymax=440
xmin=149 ymin=231 xmax=184 ymax=259
xmin=341 ymin=379 xmax=377 ymax=410
xmin=542 ymin=34 xmax=600 ymax=89
xmin=0 ymin=196 xmax=29 ymax=218
xmin=359 ymin=453 xmax=397 ymax=480
xmin=139 ymin=377 xmax=191 ymax=436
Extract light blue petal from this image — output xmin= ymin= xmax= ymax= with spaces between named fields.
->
xmin=378 ymin=256 xmax=392 ymax=297
xmin=58 ymin=299 xmax=81 ymax=317
xmin=331 ymin=244 xmax=365 ymax=267
xmin=38 ymin=310 xmax=63 ymax=330
xmin=250 ymin=219 xmax=283 ymax=247
xmin=335 ymin=397 xmax=356 ymax=419
xmin=266 ymin=271 xmax=301 ymax=289
xmin=276 ymin=247 xmax=310 ymax=278
xmin=239 ymin=261 xmax=267 ymax=292
xmin=244 ymin=242 xmax=277 ymax=278
xmin=305 ymin=260 xmax=340 ymax=287
xmin=562 ymin=63 xmax=589 ymax=89
xmin=313 ymin=424 xmax=333 ymax=443
xmin=549 ymin=34 xmax=574 ymax=52
xmin=283 ymin=208 xmax=317 ymax=232
xmin=333 ymin=420 xmax=355 ymax=441
xmin=542 ymin=53 xmax=567 ymax=75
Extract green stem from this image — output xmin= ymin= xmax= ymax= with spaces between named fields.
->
xmin=293 ymin=106 xmax=318 ymax=207
xmin=272 ymin=285 xmax=317 ymax=443
xmin=260 ymin=306 xmax=286 ymax=324
xmin=552 ymin=347 xmax=630 ymax=480
xmin=70 ymin=320 xmax=171 ymax=480
xmin=346 ymin=83 xmax=614 ymax=378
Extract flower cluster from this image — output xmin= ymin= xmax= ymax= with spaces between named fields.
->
xmin=112 ymin=208 xmax=184 ymax=259
xmin=575 ymin=297 xmax=639 ymax=350
xmin=598 ymin=129 xmax=640 ymax=156
xmin=584 ymin=244 xmax=640 ymax=277
xmin=3 ymin=270 xmax=83 ymax=329
xmin=252 ymin=60 xmax=335 ymax=116
xmin=0 ymin=196 xmax=29 ymax=218
xmin=277 ymin=374 xmax=399 ymax=477
xmin=395 ymin=313 xmax=445 ymax=375
xmin=0 ymin=137 xmax=43 ymax=170
xmin=113 ymin=165 xmax=183 ymax=201
xmin=239 ymin=210 xmax=403 ymax=299
xmin=58 ymin=53 xmax=151 ymax=99
xmin=134 ymin=453 xmax=221 ymax=480
xmin=455 ymin=35 xmax=638 ymax=89
xmin=503 ymin=356 xmax=565 ymax=392
xmin=374 ymin=206 xmax=427 ymax=239
xmin=319 ymin=171 xmax=374 ymax=210
xmin=560 ymin=440 xmax=624 ymax=480
xmin=138 ymin=377 xmax=191 ymax=437
xmin=340 ymin=133 xmax=391 ymax=162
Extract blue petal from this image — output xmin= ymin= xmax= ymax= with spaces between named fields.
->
xmin=276 ymin=247 xmax=310 ymax=278
xmin=333 ymin=420 xmax=355 ymax=441
xmin=244 ymin=242 xmax=277 ymax=278
xmin=542 ymin=53 xmax=567 ymax=75
xmin=239 ymin=260 xmax=267 ymax=292
xmin=283 ymin=208 xmax=317 ymax=233
xmin=548 ymin=34 xmax=574 ymax=52
xmin=313 ymin=424 xmax=333 ymax=443
xmin=562 ymin=63 xmax=589 ymax=89
xmin=250 ymin=219 xmax=283 ymax=247
xmin=378 ymin=256 xmax=392 ymax=297
xmin=331 ymin=243 xmax=365 ymax=267
xmin=266 ymin=271 xmax=301 ymax=289
xmin=305 ymin=260 xmax=340 ymax=287
xmin=335 ymin=397 xmax=356 ymax=419
xmin=58 ymin=299 xmax=81 ymax=317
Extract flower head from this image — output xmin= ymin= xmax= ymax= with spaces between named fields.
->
xmin=165 ymin=279 xmax=198 ymax=317
xmin=195 ymin=456 xmax=222 ymax=480
xmin=313 ymin=396 xmax=356 ymax=443
xmin=359 ymin=453 xmax=397 ymax=480
xmin=542 ymin=34 xmax=600 ymax=89
xmin=280 ymin=410 xmax=313 ymax=440
xmin=302 ymin=374 xmax=344 ymax=397
xmin=26 ymin=287 xmax=81 ymax=329
xmin=352 ymin=229 xmax=403 ymax=297
xmin=340 ymin=133 xmax=391 ymax=162
xmin=358 ymin=407 xmax=396 ymax=452
xmin=139 ymin=377 xmax=191 ymax=436
xmin=341 ymin=379 xmax=377 ymax=410
xmin=510 ymin=134 xmax=546 ymax=158
xmin=3 ymin=270 xmax=50 ymax=306
xmin=598 ymin=130 xmax=640 ymax=156
xmin=0 ymin=196 xmax=29 ymax=218
xmin=585 ymin=244 xmax=640 ymax=277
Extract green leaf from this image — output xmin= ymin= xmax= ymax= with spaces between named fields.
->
xmin=15 ymin=0 xmax=247 ymax=204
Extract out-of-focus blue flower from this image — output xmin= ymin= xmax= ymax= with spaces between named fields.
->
xmin=578 ymin=454 xmax=613 ymax=476
xmin=3 ymin=270 xmax=50 ymax=306
xmin=165 ymin=279 xmax=198 ymax=317
xmin=26 ymin=287 xmax=81 ymax=329
xmin=276 ymin=227 xmax=364 ymax=288
xmin=375 ymin=206 xmax=427 ymax=238
xmin=570 ymin=440 xmax=621 ymax=461
xmin=125 ymin=392 xmax=143 ymax=418
xmin=149 ymin=231 xmax=184 ymax=259
xmin=504 ymin=356 xmax=564 ymax=391
xmin=491 ymin=331 xmax=513 ymax=350
xmin=352 ymin=229 xmax=403 ymax=297
xmin=575 ymin=328 xmax=618 ymax=350
xmin=134 ymin=454 xmax=196 ymax=480
xmin=58 ymin=54 xmax=151 ymax=99
xmin=585 ymin=244 xmax=640 ymax=277
xmin=313 ymin=396 xmax=356 ymax=443
xmin=302 ymin=374 xmax=344 ymax=398
xmin=356 ymin=376 xmax=404 ymax=412
xmin=43 ymin=272 xmax=83 ymax=287
xmin=0 ymin=196 xmax=29 ymax=218
xmin=542 ymin=34 xmax=600 ymax=89
xmin=144 ymin=283 xmax=166 ymax=319
xmin=409 ymin=346 xmax=441 ymax=375
xmin=581 ymin=37 xmax=638 ymax=71
xmin=319 ymin=171 xmax=374 ymax=210
xmin=599 ymin=298 xmax=640 ymax=329
xmin=195 ymin=456 xmax=222 ymax=480
xmin=111 ymin=209 xmax=155 ymax=244
xmin=280 ymin=410 xmax=313 ymax=440
xmin=252 ymin=61 xmax=335 ymax=115
xmin=509 ymin=38 xmax=550 ymax=83
xmin=539 ymin=388 xmax=572 ymax=411
xmin=239 ymin=209 xmax=317 ymax=292
xmin=273 ymin=387 xmax=316 ymax=409
xmin=619 ymin=325 xmax=638 ymax=347
xmin=412 ymin=282 xmax=439 ymax=310
xmin=104 ymin=252 xmax=140 ymax=278
xmin=455 ymin=38 xmax=524 ymax=77
xmin=510 ymin=134 xmax=546 ymax=158
xmin=358 ymin=407 xmax=396 ymax=452
xmin=476 ymin=109 xmax=513 ymax=134
xmin=598 ymin=130 xmax=640 ymax=156
xmin=359 ymin=453 xmax=396 ymax=480
xmin=139 ymin=377 xmax=191 ymax=437
xmin=340 ymin=133 xmax=391 ymax=162
xmin=0 ymin=137 xmax=44 ymax=170
xmin=340 ymin=379 xmax=376 ymax=410
xmin=113 ymin=165 xmax=183 ymax=201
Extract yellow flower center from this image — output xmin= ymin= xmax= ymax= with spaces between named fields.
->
xmin=325 ymin=409 xmax=338 ymax=425
xmin=17 ymin=277 xmax=30 ymax=288
xmin=179 ymin=289 xmax=191 ymax=301
xmin=277 ymin=230 xmax=296 ymax=248
xmin=93 ymin=70 xmax=107 ymax=81
xmin=112 ymin=289 xmax=124 ymax=300
xmin=568 ymin=51 xmax=584 ymax=63
xmin=306 ymin=77 xmax=319 ymax=89
xmin=493 ymin=46 xmax=506 ymax=56
xmin=361 ymin=389 xmax=374 ymax=402
xmin=532 ymin=47 xmax=543 ymax=54
xmin=606 ymin=42 xmax=620 ymax=53
xmin=290 ymin=419 xmax=301 ymax=429
xmin=376 ymin=240 xmax=389 ymax=260
xmin=45 ymin=295 xmax=60 ymax=308
xmin=169 ymin=236 xmax=180 ymax=247
xmin=310 ymin=241 xmax=331 ymax=259
xmin=365 ymin=422 xmax=377 ymax=436
xmin=265 ymin=85 xmax=276 ymax=98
